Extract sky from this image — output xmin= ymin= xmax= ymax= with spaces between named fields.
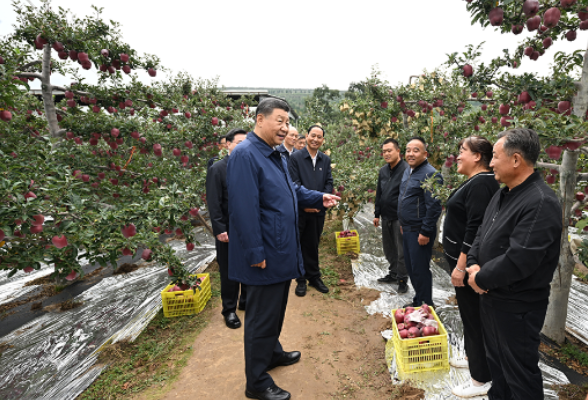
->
xmin=0 ymin=0 xmax=584 ymax=91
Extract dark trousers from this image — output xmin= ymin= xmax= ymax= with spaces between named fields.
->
xmin=402 ymin=230 xmax=434 ymax=306
xmin=215 ymin=239 xmax=246 ymax=315
xmin=381 ymin=219 xmax=407 ymax=279
xmin=446 ymin=257 xmax=491 ymax=383
xmin=245 ymin=281 xmax=291 ymax=391
xmin=480 ymin=296 xmax=546 ymax=400
xmin=296 ymin=213 xmax=325 ymax=284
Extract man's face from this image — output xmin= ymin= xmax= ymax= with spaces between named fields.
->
xmin=489 ymin=137 xmax=511 ymax=184
xmin=295 ymin=137 xmax=306 ymax=150
xmin=227 ymin=133 xmax=247 ymax=154
xmin=405 ymin=139 xmax=427 ymax=168
xmin=257 ymin=109 xmax=290 ymax=147
xmin=219 ymin=137 xmax=227 ymax=150
xmin=306 ymin=127 xmax=324 ymax=152
xmin=382 ymin=142 xmax=400 ymax=165
xmin=285 ymin=128 xmax=298 ymax=148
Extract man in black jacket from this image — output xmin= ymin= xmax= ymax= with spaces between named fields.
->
xmin=206 ymin=128 xmax=248 ymax=329
xmin=467 ymin=128 xmax=561 ymax=400
xmin=276 ymin=126 xmax=298 ymax=159
xmin=374 ymin=138 xmax=408 ymax=293
xmin=288 ymin=125 xmax=333 ymax=296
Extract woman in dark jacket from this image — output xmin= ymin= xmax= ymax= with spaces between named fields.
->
xmin=443 ymin=136 xmax=499 ymax=398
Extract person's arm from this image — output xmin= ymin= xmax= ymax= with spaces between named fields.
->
xmin=227 ymin=151 xmax=265 ymax=266
xmin=323 ymin=156 xmax=333 ymax=194
xmin=288 ymin=154 xmax=302 ymax=186
xmin=205 ymin=164 xmax=226 ymax=237
xmin=420 ymin=171 xmax=443 ymax=237
xmin=374 ymin=169 xmax=382 ymax=219
xmin=461 ymin=181 xmax=497 ymax=255
xmin=474 ymin=197 xmax=561 ymax=290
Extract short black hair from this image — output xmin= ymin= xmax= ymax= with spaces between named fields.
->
xmin=407 ymin=136 xmax=427 ymax=150
xmin=497 ymin=128 xmax=540 ymax=166
xmin=307 ymin=124 xmax=325 ymax=136
xmin=382 ymin=138 xmax=399 ymax=150
xmin=255 ymin=98 xmax=290 ymax=118
xmin=225 ymin=128 xmax=247 ymax=143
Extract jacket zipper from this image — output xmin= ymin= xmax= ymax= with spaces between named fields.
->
xmin=482 ymin=211 xmax=499 ymax=242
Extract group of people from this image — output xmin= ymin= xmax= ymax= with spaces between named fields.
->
xmin=205 ymin=96 xmax=562 ymax=400
xmin=373 ymin=130 xmax=561 ymax=399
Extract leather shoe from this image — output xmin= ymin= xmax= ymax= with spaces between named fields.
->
xmin=224 ymin=312 xmax=241 ymax=329
xmin=295 ymin=281 xmax=307 ymax=297
xmin=397 ymin=279 xmax=408 ymax=294
xmin=267 ymin=351 xmax=301 ymax=371
xmin=309 ymin=278 xmax=329 ymax=293
xmin=377 ymin=274 xmax=398 ymax=284
xmin=245 ymin=384 xmax=291 ymax=400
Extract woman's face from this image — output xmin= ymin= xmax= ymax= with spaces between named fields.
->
xmin=456 ymin=141 xmax=480 ymax=176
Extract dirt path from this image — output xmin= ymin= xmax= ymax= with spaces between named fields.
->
xmin=133 ymin=284 xmax=395 ymax=400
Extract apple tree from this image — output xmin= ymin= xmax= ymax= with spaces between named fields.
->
xmin=0 ymin=0 xmax=255 ymax=289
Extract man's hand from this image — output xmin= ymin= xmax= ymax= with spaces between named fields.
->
xmin=373 ymin=217 xmax=380 ymax=228
xmin=252 ymin=260 xmax=266 ymax=269
xmin=418 ymin=234 xmax=430 ymax=246
xmin=466 ymin=264 xmax=487 ymax=294
xmin=216 ymin=232 xmax=229 ymax=242
xmin=323 ymin=194 xmax=340 ymax=208
xmin=304 ymin=208 xmax=320 ymax=213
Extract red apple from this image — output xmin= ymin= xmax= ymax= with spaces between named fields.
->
xmin=576 ymin=192 xmax=586 ymax=202
xmin=0 ymin=110 xmax=12 ymax=122
xmin=546 ymin=145 xmax=563 ymax=160
xmin=566 ymin=30 xmax=577 ymax=41
xmin=30 ymin=225 xmax=43 ymax=234
xmin=185 ymin=140 xmax=193 ymax=148
xmin=500 ymin=116 xmax=513 ymax=127
xmin=142 ymin=248 xmax=152 ymax=260
xmin=527 ymin=15 xmax=541 ymax=31
xmin=24 ymin=266 xmax=35 ymax=273
xmin=489 ymin=7 xmax=504 ymax=26
xmin=189 ymin=207 xmax=199 ymax=217
xmin=580 ymin=11 xmax=588 ymax=21
xmin=32 ymin=214 xmax=45 ymax=226
xmin=211 ymin=117 xmax=219 ymax=126
xmin=148 ymin=68 xmax=156 ymax=77
xmin=511 ymin=25 xmax=523 ymax=34
xmin=122 ymin=247 xmax=133 ymax=256
xmin=543 ymin=7 xmax=561 ymax=28
xmin=120 ymin=53 xmax=129 ymax=63
xmin=523 ymin=0 xmax=539 ymax=17
xmin=186 ymin=242 xmax=195 ymax=251
xmin=462 ymin=64 xmax=473 ymax=77
xmin=394 ymin=308 xmax=406 ymax=324
xmin=65 ymin=271 xmax=78 ymax=281
xmin=25 ymin=191 xmax=37 ymax=200
xmin=52 ymin=235 xmax=69 ymax=248
xmin=558 ymin=101 xmax=571 ymax=114
xmin=519 ymin=91 xmax=531 ymax=103
xmin=543 ymin=37 xmax=553 ymax=49
xmin=111 ymin=128 xmax=120 ymax=137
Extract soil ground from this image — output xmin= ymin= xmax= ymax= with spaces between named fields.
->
xmin=128 ymin=220 xmax=424 ymax=400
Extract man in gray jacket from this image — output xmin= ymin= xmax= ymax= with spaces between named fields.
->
xmin=374 ymin=138 xmax=408 ymax=293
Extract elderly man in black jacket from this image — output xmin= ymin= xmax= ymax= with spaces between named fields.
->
xmin=374 ymin=138 xmax=409 ymax=293
xmin=205 ymin=128 xmax=248 ymax=329
xmin=467 ymin=128 xmax=562 ymax=400
xmin=288 ymin=125 xmax=333 ymax=296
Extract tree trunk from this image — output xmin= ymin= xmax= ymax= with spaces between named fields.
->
xmin=40 ymin=44 xmax=61 ymax=137
xmin=541 ymin=44 xmax=588 ymax=343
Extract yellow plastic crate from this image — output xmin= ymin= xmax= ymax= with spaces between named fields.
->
xmin=161 ymin=273 xmax=211 ymax=318
xmin=391 ymin=306 xmax=449 ymax=378
xmin=335 ymin=229 xmax=360 ymax=255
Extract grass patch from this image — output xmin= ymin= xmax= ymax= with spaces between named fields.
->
xmin=77 ymin=268 xmax=220 ymax=400
xmin=561 ymin=343 xmax=588 ymax=368
xmin=573 ymin=267 xmax=588 ymax=284
xmin=551 ymin=383 xmax=588 ymax=400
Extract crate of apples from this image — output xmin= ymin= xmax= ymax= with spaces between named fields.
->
xmin=394 ymin=304 xmax=439 ymax=338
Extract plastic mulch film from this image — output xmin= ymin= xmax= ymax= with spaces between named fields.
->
xmin=346 ymin=204 xmax=586 ymax=399
xmin=0 ymin=227 xmax=216 ymax=400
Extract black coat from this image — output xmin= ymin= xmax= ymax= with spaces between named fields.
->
xmin=442 ymin=172 xmax=499 ymax=261
xmin=288 ymin=147 xmax=333 ymax=216
xmin=467 ymin=172 xmax=562 ymax=313
xmin=374 ymin=160 xmax=408 ymax=221
xmin=205 ymin=156 xmax=229 ymax=236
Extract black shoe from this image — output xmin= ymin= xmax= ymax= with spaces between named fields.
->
xmin=267 ymin=351 xmax=301 ymax=371
xmin=224 ymin=312 xmax=241 ymax=329
xmin=402 ymin=302 xmax=416 ymax=309
xmin=397 ymin=279 xmax=408 ymax=294
xmin=295 ymin=281 xmax=307 ymax=297
xmin=309 ymin=278 xmax=329 ymax=293
xmin=238 ymin=301 xmax=246 ymax=311
xmin=377 ymin=274 xmax=398 ymax=284
xmin=245 ymin=384 xmax=291 ymax=400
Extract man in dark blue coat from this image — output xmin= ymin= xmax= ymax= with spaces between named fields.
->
xmin=288 ymin=125 xmax=333 ymax=296
xmin=276 ymin=126 xmax=298 ymax=160
xmin=205 ymin=128 xmax=248 ymax=329
xmin=227 ymin=99 xmax=339 ymax=400
xmin=398 ymin=137 xmax=443 ymax=307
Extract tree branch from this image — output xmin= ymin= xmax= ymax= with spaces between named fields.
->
xmin=17 ymin=60 xmax=42 ymax=71
xmin=537 ymin=161 xmax=560 ymax=170
xmin=16 ymin=72 xmax=43 ymax=80
xmin=577 ymin=173 xmax=588 ymax=182
xmin=51 ymin=85 xmax=92 ymax=97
